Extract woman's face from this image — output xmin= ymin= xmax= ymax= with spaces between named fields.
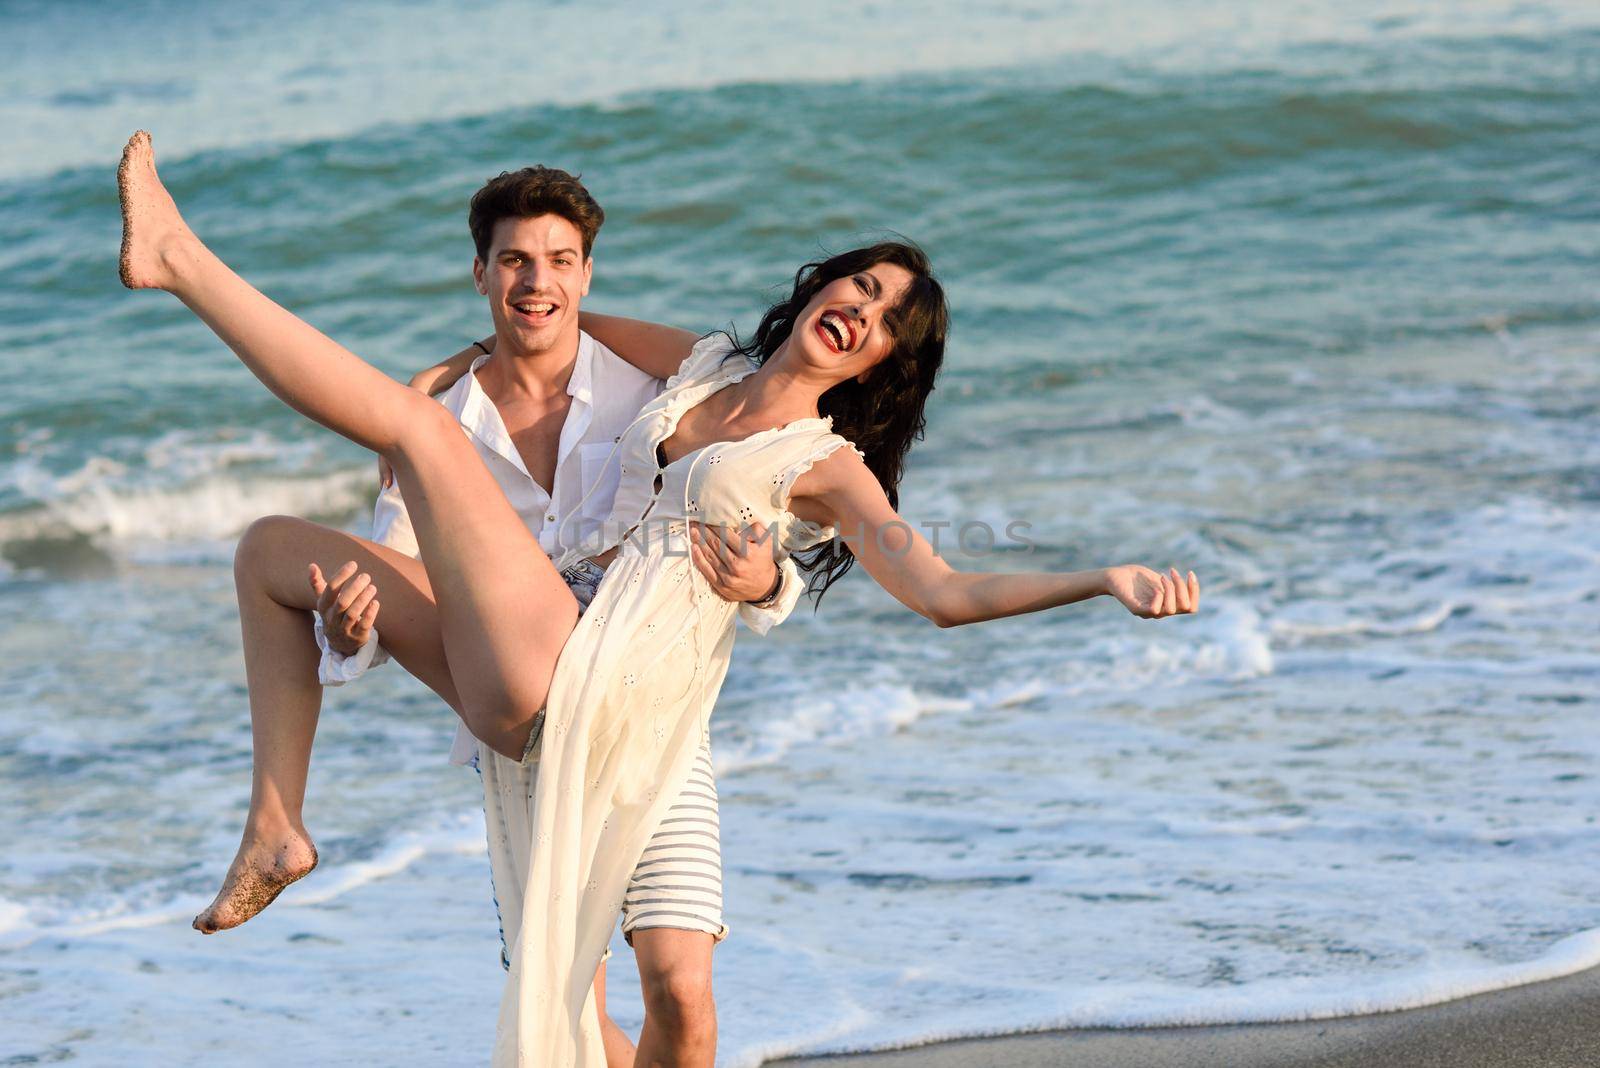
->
xmin=790 ymin=260 xmax=915 ymax=382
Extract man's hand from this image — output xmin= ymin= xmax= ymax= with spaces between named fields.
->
xmin=689 ymin=521 xmax=781 ymax=603
xmin=310 ymin=561 xmax=381 ymax=655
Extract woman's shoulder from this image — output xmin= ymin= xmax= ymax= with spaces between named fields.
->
xmin=665 ymin=331 xmax=752 ymax=391
xmin=777 ymin=427 xmax=868 ymax=498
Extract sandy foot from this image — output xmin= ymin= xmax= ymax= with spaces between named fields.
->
xmin=192 ymin=830 xmax=319 ymax=934
xmin=117 ymin=130 xmax=190 ymax=290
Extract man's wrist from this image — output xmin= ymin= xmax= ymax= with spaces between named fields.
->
xmin=746 ymin=566 xmax=784 ymax=607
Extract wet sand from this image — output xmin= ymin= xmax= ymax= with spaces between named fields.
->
xmin=761 ymin=963 xmax=1600 ymax=1067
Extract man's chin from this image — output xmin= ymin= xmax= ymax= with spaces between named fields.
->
xmin=501 ymin=318 xmax=573 ymax=355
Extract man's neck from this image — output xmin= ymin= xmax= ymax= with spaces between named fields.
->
xmin=476 ymin=329 xmax=582 ymax=404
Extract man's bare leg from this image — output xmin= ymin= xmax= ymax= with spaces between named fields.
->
xmin=631 ymin=928 xmax=717 ymax=1067
xmin=118 ymin=131 xmax=575 ymax=760
xmin=194 ymin=515 xmax=467 ymax=932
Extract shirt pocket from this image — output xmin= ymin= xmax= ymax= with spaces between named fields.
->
xmin=578 ymin=441 xmax=625 ymax=520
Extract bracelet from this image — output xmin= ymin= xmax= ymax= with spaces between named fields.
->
xmin=748 ymin=567 xmax=784 ymax=608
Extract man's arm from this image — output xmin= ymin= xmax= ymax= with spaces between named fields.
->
xmin=577 ymin=312 xmax=701 ymax=380
xmin=690 ymin=521 xmax=805 ymax=635
xmin=405 ymin=343 xmax=483 ymax=397
xmin=426 ymin=313 xmax=699 ymax=387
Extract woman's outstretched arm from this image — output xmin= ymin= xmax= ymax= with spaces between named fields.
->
xmin=787 ymin=448 xmax=1199 ymax=627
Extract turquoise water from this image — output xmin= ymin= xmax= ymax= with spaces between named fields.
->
xmin=2 ymin=2 xmax=1599 ymax=1064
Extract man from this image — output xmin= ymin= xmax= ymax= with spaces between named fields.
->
xmin=311 ymin=165 xmax=801 ymax=1067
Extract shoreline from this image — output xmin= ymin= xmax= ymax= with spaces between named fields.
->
xmin=760 ymin=963 xmax=1600 ymax=1067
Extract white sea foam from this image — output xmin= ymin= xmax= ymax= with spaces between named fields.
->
xmin=1029 ymin=600 xmax=1277 ymax=694
xmin=1270 ymin=599 xmax=1459 ymax=640
xmin=0 ymin=469 xmax=368 ymax=548
xmin=761 ymin=927 xmax=1600 ymax=1063
xmin=0 ymin=431 xmax=373 ymax=556
xmin=715 ymin=683 xmax=973 ymax=774
xmin=0 ymin=896 xmax=28 ymax=939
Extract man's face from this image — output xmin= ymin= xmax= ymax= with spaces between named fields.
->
xmin=473 ymin=214 xmax=592 ymax=356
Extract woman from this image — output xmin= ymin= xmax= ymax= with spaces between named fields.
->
xmin=117 ymin=131 xmax=1199 ymax=1065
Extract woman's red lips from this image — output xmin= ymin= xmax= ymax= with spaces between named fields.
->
xmin=818 ymin=310 xmax=854 ymax=352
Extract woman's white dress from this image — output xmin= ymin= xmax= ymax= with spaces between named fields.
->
xmin=476 ymin=333 xmax=862 ymax=1065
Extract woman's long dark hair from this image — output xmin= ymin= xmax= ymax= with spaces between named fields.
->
xmin=720 ymin=241 xmax=948 ymax=604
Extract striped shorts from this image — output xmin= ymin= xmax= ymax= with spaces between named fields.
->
xmin=488 ymin=558 xmax=728 ymax=971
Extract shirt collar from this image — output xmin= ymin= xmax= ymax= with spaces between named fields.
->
xmin=555 ymin=333 xmax=597 ymax=469
xmin=460 ymin=329 xmax=593 ymax=399
xmin=453 ymin=333 xmax=598 ymax=486
xmin=456 ymin=357 xmax=532 ymax=482
xmin=567 ymin=331 xmax=595 ymax=406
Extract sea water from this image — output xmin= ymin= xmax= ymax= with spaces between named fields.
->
xmin=2 ymin=1 xmax=1598 ymax=1063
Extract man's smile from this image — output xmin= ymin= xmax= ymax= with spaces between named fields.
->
xmin=510 ymin=298 xmax=559 ymax=327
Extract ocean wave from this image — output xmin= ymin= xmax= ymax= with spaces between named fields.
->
xmin=0 ymin=435 xmax=374 ymax=559
xmin=1270 ymin=599 xmax=1460 ymax=641
xmin=5 ymin=1 xmax=1599 ymax=185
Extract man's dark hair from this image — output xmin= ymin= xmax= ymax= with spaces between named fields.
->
xmin=468 ymin=166 xmax=605 ymax=261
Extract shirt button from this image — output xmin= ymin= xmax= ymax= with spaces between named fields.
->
xmin=547 ymin=515 xmax=556 ymax=522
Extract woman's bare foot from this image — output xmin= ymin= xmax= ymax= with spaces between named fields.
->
xmin=193 ymin=828 xmax=319 ymax=934
xmin=117 ymin=130 xmax=194 ymax=290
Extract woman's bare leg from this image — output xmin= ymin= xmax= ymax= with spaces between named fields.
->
xmin=195 ymin=514 xmax=466 ymax=932
xmin=193 ymin=529 xmax=324 ymax=934
xmin=118 ymin=131 xmax=575 ymax=758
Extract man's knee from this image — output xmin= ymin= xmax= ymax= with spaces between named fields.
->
xmin=639 ymin=955 xmax=714 ymax=1026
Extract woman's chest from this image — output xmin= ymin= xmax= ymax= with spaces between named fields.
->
xmin=650 ymin=438 xmax=782 ymax=531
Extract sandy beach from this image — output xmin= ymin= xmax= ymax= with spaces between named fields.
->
xmin=762 ymin=964 xmax=1600 ymax=1067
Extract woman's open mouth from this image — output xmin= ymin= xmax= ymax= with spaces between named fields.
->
xmin=815 ymin=310 xmax=856 ymax=354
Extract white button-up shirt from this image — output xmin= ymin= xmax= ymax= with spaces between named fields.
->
xmin=312 ymin=330 xmax=802 ymax=765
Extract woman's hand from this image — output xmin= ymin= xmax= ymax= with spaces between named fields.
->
xmin=1102 ymin=565 xmax=1199 ymax=619
xmin=310 ymin=561 xmax=380 ymax=654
